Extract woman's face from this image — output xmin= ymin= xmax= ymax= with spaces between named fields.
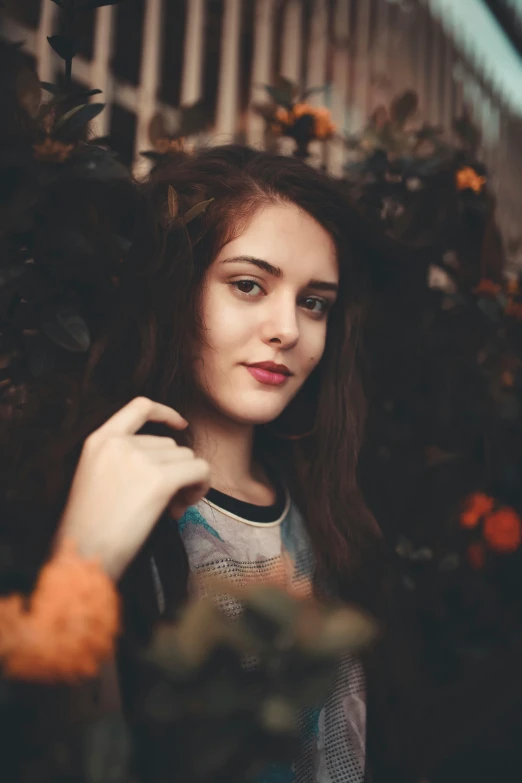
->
xmin=194 ymin=202 xmax=339 ymax=426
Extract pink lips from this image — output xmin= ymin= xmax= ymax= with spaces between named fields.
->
xmin=247 ymin=367 xmax=289 ymax=386
xmin=245 ymin=362 xmax=292 ymax=387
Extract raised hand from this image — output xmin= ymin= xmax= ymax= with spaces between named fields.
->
xmin=57 ymin=397 xmax=210 ymax=579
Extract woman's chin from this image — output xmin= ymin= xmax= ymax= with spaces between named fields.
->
xmin=218 ymin=399 xmax=289 ymax=427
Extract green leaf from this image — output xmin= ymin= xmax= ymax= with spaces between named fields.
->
xmin=178 ymin=100 xmax=212 ymax=136
xmin=27 ymin=339 xmax=57 ymax=379
xmin=439 ymin=552 xmax=460 ymax=571
xmin=251 ymin=102 xmax=279 ymax=122
xmin=177 ymin=198 xmax=214 ymax=226
xmin=113 ymin=234 xmax=132 ymax=256
xmin=61 ymin=144 xmax=129 ymax=181
xmin=389 ymin=90 xmax=418 ymax=127
xmin=40 ymin=81 xmax=61 ymax=96
xmin=142 ymin=681 xmax=181 ymax=722
xmin=41 ymin=91 xmax=104 ymax=125
xmin=168 ymin=185 xmax=179 ymax=219
xmin=263 ymin=85 xmax=293 ymax=110
xmin=148 ymin=111 xmax=168 ymax=144
xmin=283 ymin=654 xmax=337 ymax=707
xmin=56 ymin=229 xmax=96 ymax=260
xmin=0 ymin=265 xmax=25 ymax=288
xmin=140 ymin=151 xmax=164 ymax=160
xmin=395 ymin=536 xmax=413 ymax=558
xmin=80 ymin=0 xmax=121 ymax=8
xmin=41 ymin=305 xmax=91 ymax=352
xmin=241 ymin=606 xmax=283 ymax=645
xmin=243 ymin=586 xmax=298 ymax=629
xmin=145 ymin=602 xmax=226 ymax=675
xmin=299 ymin=607 xmax=377 ymax=657
xmin=259 ymin=697 xmax=298 ymax=736
xmin=276 ymin=75 xmax=298 ymax=102
xmin=47 ymin=35 xmax=77 ymax=61
xmin=54 ymin=103 xmax=104 ymax=138
xmin=301 ymin=84 xmax=329 ymax=101
xmin=59 ymin=89 xmax=104 ymax=102
xmin=90 ymin=135 xmax=111 ymax=145
xmin=453 ymin=114 xmax=480 ymax=151
xmin=83 ymin=714 xmax=132 ymax=783
xmin=77 ymin=88 xmax=103 ymax=97
xmin=54 ymin=103 xmax=88 ymax=131
xmin=477 ymin=297 xmax=501 ymax=322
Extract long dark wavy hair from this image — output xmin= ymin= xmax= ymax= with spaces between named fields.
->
xmin=92 ymin=145 xmax=384 ymax=612
xmin=2 ymin=145 xmax=386 ymax=617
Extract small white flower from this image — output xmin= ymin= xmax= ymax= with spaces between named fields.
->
xmin=406 ymin=177 xmax=422 ymax=191
xmin=428 ymin=265 xmax=457 ymax=294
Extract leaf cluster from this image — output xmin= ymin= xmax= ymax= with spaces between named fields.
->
xmin=0 ymin=0 xmax=130 ymax=415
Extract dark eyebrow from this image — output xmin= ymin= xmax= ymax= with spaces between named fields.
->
xmin=221 ymin=255 xmax=282 ymax=278
xmin=221 ymin=255 xmax=338 ymax=293
xmin=308 ymin=279 xmax=339 ymax=294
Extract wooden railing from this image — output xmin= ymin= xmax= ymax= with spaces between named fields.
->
xmin=1 ymin=0 xmax=520 ymax=266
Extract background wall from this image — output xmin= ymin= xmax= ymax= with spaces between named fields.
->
xmin=1 ymin=0 xmax=521 ymax=266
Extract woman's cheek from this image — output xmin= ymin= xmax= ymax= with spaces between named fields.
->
xmin=204 ymin=290 xmax=243 ymax=347
xmin=306 ymin=326 xmax=328 ymax=370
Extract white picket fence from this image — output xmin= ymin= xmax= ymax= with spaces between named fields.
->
xmin=1 ymin=0 xmax=521 ymax=265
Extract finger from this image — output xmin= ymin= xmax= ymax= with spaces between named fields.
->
xmin=148 ymin=448 xmax=197 ymax=464
xmin=133 ymin=435 xmax=178 ymax=449
xmin=133 ymin=441 xmax=195 ymax=460
xmin=97 ymin=397 xmax=188 ymax=437
xmin=162 ymin=458 xmax=211 ymax=499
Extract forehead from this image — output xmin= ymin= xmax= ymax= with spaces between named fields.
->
xmin=215 ymin=203 xmax=338 ymax=279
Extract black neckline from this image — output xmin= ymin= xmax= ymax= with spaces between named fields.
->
xmin=205 ymin=479 xmax=287 ymax=524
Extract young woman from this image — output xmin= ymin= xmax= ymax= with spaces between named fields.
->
xmin=14 ymin=145 xmax=387 ymax=782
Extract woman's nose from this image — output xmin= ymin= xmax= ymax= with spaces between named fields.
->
xmin=260 ymin=296 xmax=299 ymax=349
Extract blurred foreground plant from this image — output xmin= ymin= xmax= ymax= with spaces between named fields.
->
xmin=130 ymin=575 xmax=377 ymax=783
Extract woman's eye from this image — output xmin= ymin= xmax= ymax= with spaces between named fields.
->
xmin=232 ymin=280 xmax=263 ymax=296
xmin=301 ymin=297 xmax=327 ymax=314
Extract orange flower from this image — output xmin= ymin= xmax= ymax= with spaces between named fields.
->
xmin=460 ymin=492 xmax=494 ymax=529
xmin=466 ymin=541 xmax=486 ymax=570
xmin=154 ymin=137 xmax=185 ymax=154
xmin=274 ymin=107 xmax=291 ymax=125
xmin=473 ymin=278 xmax=501 ymax=297
xmin=456 ymin=166 xmax=486 ymax=193
xmin=507 ymin=279 xmax=520 ymax=295
xmin=272 ymin=103 xmax=336 ymax=141
xmin=33 ymin=137 xmax=75 ymax=163
xmin=291 ymin=103 xmax=311 ymax=119
xmin=0 ymin=539 xmax=120 ymax=682
xmin=313 ymin=106 xmax=336 ymax=139
xmin=292 ymin=103 xmax=336 ymax=139
xmin=505 ymin=300 xmax=522 ymax=320
xmin=501 ymin=371 xmax=515 ymax=388
xmin=483 ymin=508 xmax=522 ymax=553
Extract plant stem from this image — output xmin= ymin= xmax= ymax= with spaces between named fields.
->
xmin=65 ymin=58 xmax=72 ymax=87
